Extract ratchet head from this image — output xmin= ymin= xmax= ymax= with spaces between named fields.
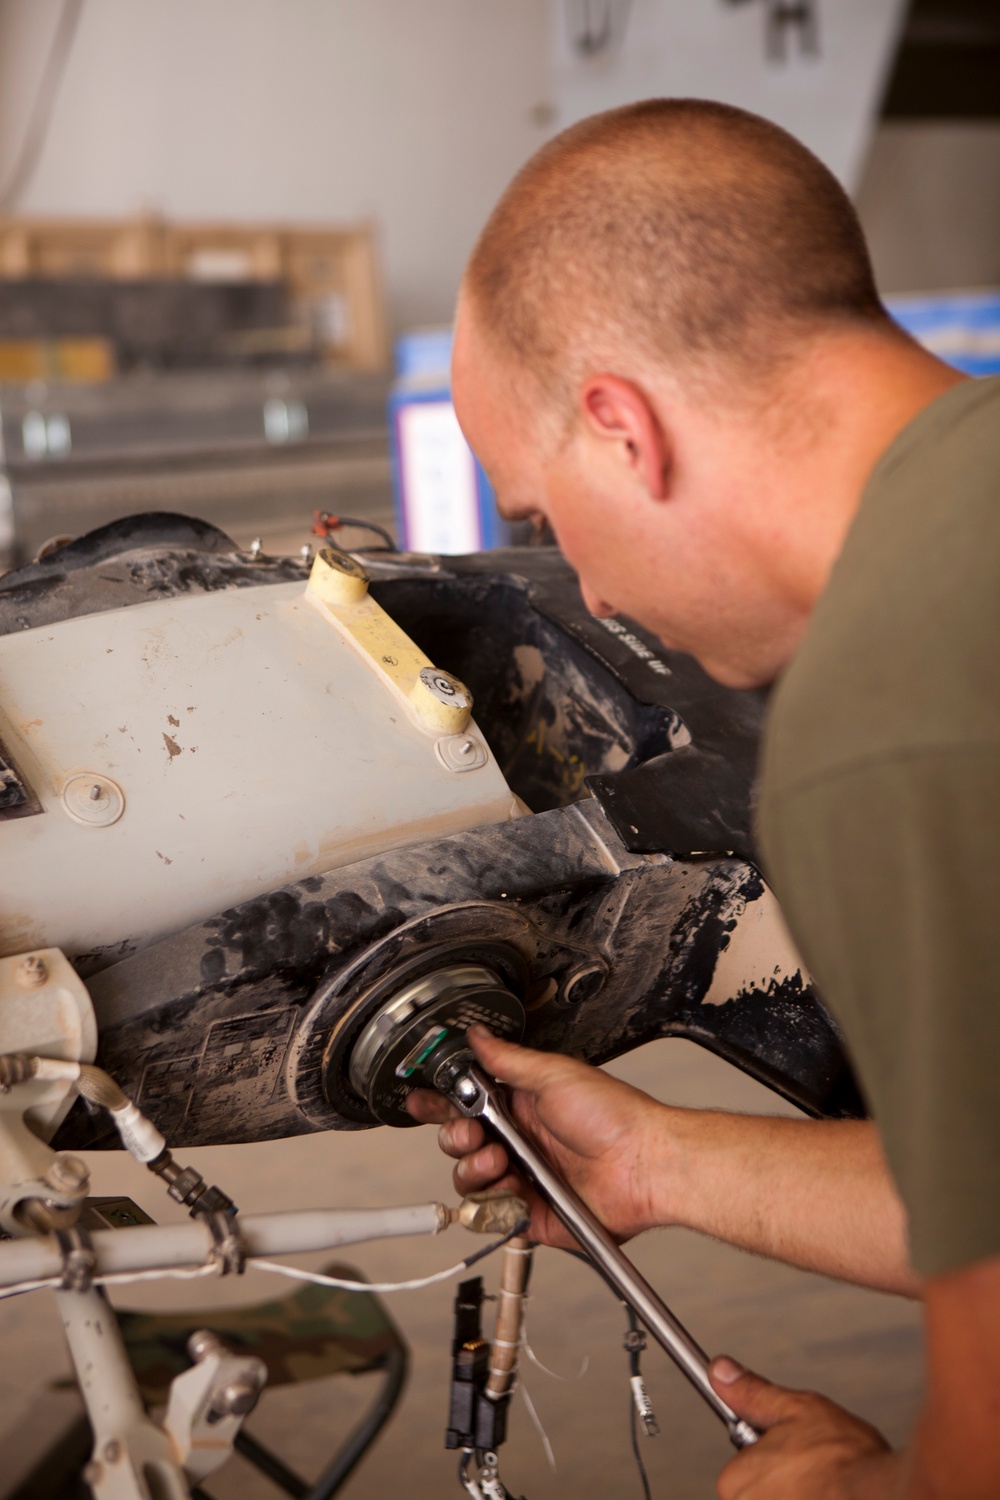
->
xmin=342 ymin=965 xmax=524 ymax=1126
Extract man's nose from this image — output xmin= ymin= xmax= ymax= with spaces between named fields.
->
xmin=579 ymin=580 xmax=617 ymax=619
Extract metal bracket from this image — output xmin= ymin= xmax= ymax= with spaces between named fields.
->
xmin=204 ymin=1210 xmax=245 ymax=1276
xmin=54 ymin=1224 xmax=97 ymax=1292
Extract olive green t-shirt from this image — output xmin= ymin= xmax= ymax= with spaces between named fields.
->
xmin=758 ymin=375 xmax=1000 ymax=1280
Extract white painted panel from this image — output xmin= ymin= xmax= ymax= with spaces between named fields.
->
xmin=0 ymin=581 xmax=520 ymax=964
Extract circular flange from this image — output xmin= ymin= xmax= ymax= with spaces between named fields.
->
xmin=62 ymin=773 xmax=125 ymax=828
xmin=316 ymin=938 xmax=529 ymax=1128
xmin=346 ymin=961 xmax=525 ymax=1127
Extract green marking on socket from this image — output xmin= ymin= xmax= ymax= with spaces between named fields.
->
xmin=398 ymin=1025 xmax=450 ymax=1079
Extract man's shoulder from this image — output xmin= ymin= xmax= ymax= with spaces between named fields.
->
xmin=762 ymin=375 xmax=1000 ymax=805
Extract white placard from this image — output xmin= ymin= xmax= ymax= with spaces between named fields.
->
xmin=398 ymin=400 xmax=483 ymax=555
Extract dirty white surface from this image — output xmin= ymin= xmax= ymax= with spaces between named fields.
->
xmin=0 ymin=1039 xmax=923 ymax=1498
xmin=0 ymin=581 xmax=520 ymax=963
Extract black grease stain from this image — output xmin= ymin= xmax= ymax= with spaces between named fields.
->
xmin=199 ymin=886 xmax=405 ymax=987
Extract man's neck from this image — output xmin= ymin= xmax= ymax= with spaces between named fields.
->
xmin=765 ymin=329 xmax=967 ymax=614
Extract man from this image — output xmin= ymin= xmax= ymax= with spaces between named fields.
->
xmin=409 ymin=100 xmax=1000 ymax=1497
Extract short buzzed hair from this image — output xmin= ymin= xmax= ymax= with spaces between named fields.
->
xmin=466 ymin=99 xmax=892 ymax=403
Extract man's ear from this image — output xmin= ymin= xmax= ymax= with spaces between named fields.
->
xmin=578 ymin=375 xmax=670 ymax=500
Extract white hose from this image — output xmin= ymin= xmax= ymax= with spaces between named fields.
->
xmin=0 ymin=1203 xmax=448 ymax=1287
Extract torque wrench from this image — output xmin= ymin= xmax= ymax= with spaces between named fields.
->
xmin=434 ymin=1053 xmax=759 ymax=1450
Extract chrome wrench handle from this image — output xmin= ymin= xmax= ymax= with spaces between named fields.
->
xmin=438 ymin=1058 xmax=759 ymax=1450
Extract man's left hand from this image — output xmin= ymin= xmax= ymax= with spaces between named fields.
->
xmin=710 ymin=1358 xmax=901 ymax=1499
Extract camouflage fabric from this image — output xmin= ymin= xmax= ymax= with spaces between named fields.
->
xmin=116 ymin=1263 xmax=406 ymax=1404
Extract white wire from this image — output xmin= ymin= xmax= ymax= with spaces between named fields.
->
xmin=0 ymin=1276 xmax=58 ymax=1301
xmin=519 ymin=1379 xmax=558 ymax=1473
xmin=246 ymin=1255 xmax=477 ymax=1295
xmin=521 ymin=1305 xmax=590 ymax=1381
xmin=0 ymin=1263 xmax=220 ymax=1301
xmin=0 ymin=1239 xmax=511 ymax=1302
xmin=99 ymin=1264 xmax=221 ymax=1289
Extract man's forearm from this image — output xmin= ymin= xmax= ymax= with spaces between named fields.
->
xmin=647 ymin=1110 xmax=918 ymax=1296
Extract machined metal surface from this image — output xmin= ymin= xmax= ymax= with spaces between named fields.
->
xmin=347 ymin=964 xmax=525 ymax=1127
xmin=441 ymin=1059 xmax=759 ymax=1451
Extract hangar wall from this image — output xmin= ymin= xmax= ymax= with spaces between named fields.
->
xmin=0 ymin=0 xmax=551 ymax=331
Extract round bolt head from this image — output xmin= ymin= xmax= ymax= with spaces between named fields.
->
xmin=412 ymin=667 xmax=473 ymax=734
xmin=308 ymin=546 xmax=370 ymax=606
xmin=435 ymin=733 xmax=487 ymax=773
xmin=562 ymin=962 xmax=608 ymax=1006
xmin=215 ymin=1377 xmax=260 ymax=1417
xmin=47 ymin=1154 xmax=89 ymax=1193
xmin=62 ymin=773 xmax=125 ymax=828
xmin=103 ymin=1440 xmax=122 ymax=1464
xmin=188 ymin=1328 xmax=223 ymax=1363
xmin=16 ymin=954 xmax=48 ymax=988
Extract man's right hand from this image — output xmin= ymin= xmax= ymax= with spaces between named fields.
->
xmin=405 ymin=1024 xmax=670 ymax=1249
xmin=407 ymin=1025 xmax=919 ymax=1296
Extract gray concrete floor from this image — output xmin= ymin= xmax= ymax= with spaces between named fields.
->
xmin=0 ymin=1039 xmax=922 ymax=1499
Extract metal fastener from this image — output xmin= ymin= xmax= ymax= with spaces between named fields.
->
xmin=16 ymin=954 xmax=47 ymax=989
xmin=46 ymin=1154 xmax=89 ymax=1194
xmin=562 ymin=962 xmax=608 ymax=1006
xmin=212 ymin=1376 xmax=261 ymax=1418
xmin=103 ymin=1440 xmax=122 ymax=1463
xmin=188 ymin=1329 xmax=223 ymax=1363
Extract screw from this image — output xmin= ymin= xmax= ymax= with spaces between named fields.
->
xmin=212 ymin=1375 xmax=261 ymax=1418
xmin=458 ymin=739 xmax=474 ymax=755
xmin=103 ymin=1440 xmax=122 ymax=1463
xmin=47 ymin=1154 xmax=89 ymax=1194
xmin=250 ymin=537 xmax=262 ymax=558
xmin=300 ymin=543 xmax=313 ymax=563
xmin=562 ymin=963 xmax=607 ymax=1006
xmin=89 ymin=783 xmax=103 ymax=802
xmin=188 ymin=1329 xmax=223 ymax=1363
xmin=16 ymin=954 xmax=47 ymax=989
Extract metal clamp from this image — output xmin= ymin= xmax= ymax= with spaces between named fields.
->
xmin=204 ymin=1211 xmax=245 ymax=1276
xmin=54 ymin=1225 xmax=97 ymax=1292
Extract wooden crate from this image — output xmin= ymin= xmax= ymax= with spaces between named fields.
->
xmin=0 ymin=214 xmax=389 ymax=371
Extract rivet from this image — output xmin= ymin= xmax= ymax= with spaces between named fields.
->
xmin=16 ymin=954 xmax=47 ymax=989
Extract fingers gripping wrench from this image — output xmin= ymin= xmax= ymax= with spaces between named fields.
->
xmin=436 ymin=1055 xmax=759 ymax=1450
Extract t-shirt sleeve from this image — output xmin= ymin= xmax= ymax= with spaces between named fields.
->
xmin=760 ymin=741 xmax=1000 ymax=1280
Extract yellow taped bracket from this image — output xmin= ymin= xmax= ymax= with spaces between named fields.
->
xmin=305 ymin=548 xmax=474 ymax=735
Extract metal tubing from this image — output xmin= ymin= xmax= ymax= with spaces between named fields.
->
xmin=55 ymin=1287 xmax=191 ymax=1500
xmin=56 ymin=1287 xmax=147 ymax=1441
xmin=0 ymin=1203 xmax=446 ymax=1288
xmin=449 ymin=1065 xmax=758 ymax=1449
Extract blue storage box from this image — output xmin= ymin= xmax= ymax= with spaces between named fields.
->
xmin=887 ymin=289 xmax=1000 ymax=377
